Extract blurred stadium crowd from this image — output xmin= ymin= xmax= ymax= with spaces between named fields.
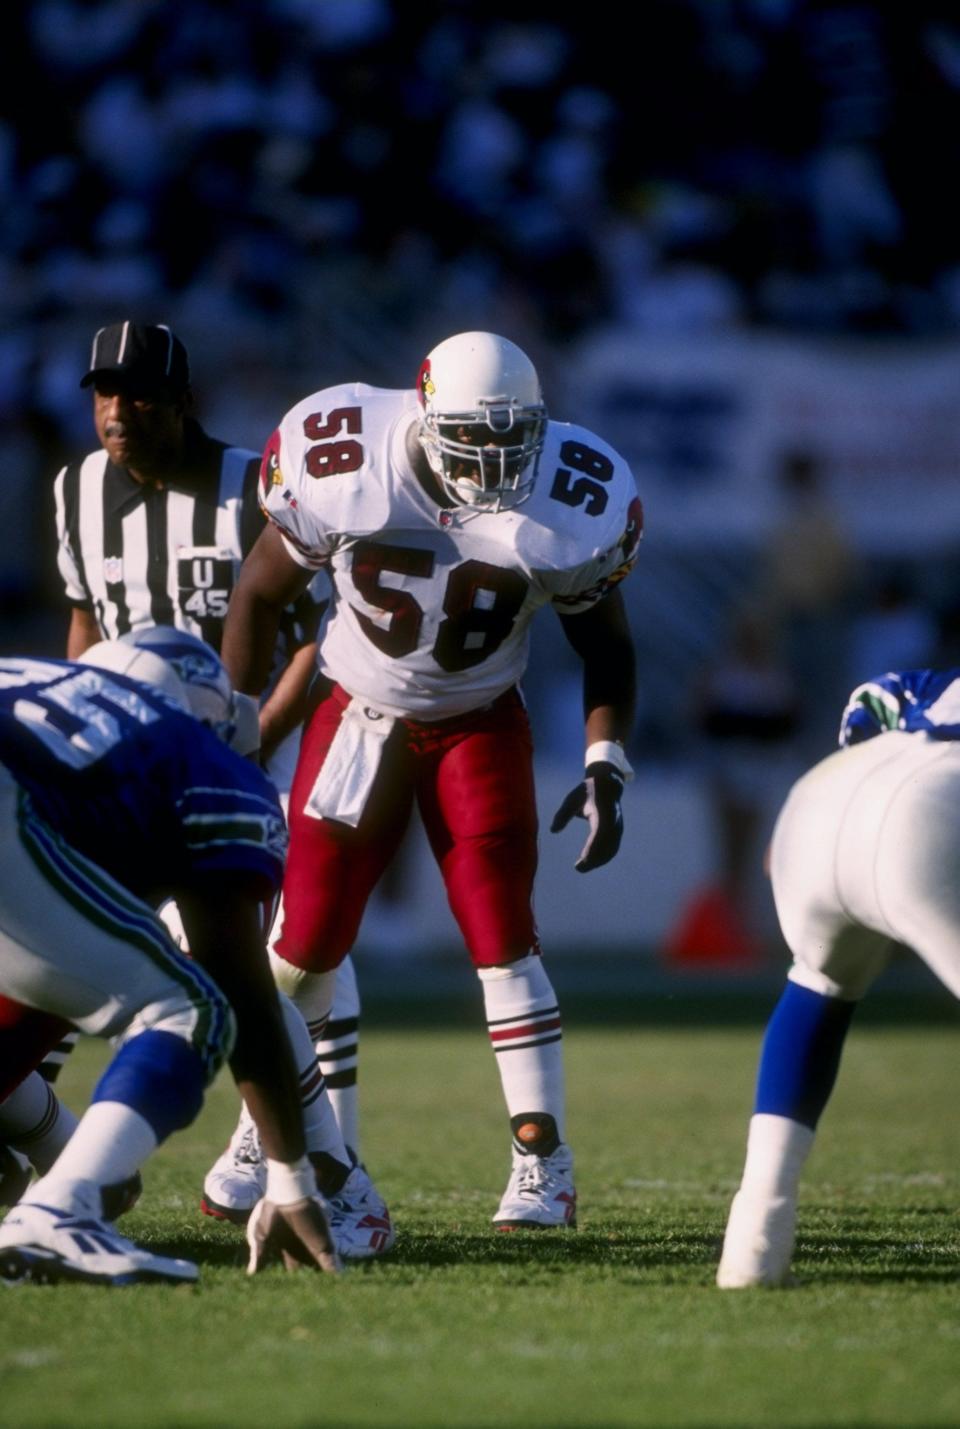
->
xmin=4 ymin=3 xmax=960 ymax=924
xmin=4 ymin=2 xmax=960 ymax=475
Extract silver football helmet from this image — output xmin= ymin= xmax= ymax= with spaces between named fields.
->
xmin=79 ymin=627 xmax=243 ymax=746
xmin=416 ymin=331 xmax=547 ymax=512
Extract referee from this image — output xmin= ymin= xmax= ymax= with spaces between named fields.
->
xmin=38 ymin=320 xmax=363 ymax=1170
xmin=54 ymin=321 xmax=316 ymax=762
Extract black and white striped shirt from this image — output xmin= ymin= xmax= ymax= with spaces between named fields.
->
xmin=44 ymin=417 xmax=330 ymax=1096
xmin=53 ymin=418 xmax=324 ymax=661
xmin=55 ymin=419 xmax=260 ymax=649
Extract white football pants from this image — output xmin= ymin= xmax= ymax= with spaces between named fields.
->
xmin=0 ymin=767 xmax=232 ymax=1067
xmin=770 ymin=732 xmax=960 ymax=1001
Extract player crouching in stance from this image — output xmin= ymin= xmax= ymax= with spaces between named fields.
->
xmin=0 ymin=630 xmax=338 ymax=1284
xmin=209 ymin=331 xmax=641 ymax=1232
xmin=718 ymin=668 xmax=960 ymax=1288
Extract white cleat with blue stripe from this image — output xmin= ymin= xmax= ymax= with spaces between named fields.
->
xmin=0 ymin=1181 xmax=196 ymax=1286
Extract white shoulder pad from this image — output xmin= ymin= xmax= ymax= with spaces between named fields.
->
xmin=518 ymin=420 xmax=642 ymax=610
xmin=259 ymin=385 xmax=416 ymax=568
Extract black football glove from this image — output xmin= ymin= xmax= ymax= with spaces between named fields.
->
xmin=550 ymin=761 xmax=625 ymax=873
xmin=246 ymin=1195 xmax=342 ymax=1276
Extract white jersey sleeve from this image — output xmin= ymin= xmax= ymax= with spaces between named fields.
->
xmin=259 ymin=384 xmax=413 ymax=570
xmin=258 ymin=392 xmax=641 ymax=720
xmin=520 ymin=420 xmax=643 ymax=616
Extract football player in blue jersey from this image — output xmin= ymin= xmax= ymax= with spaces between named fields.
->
xmin=0 ymin=630 xmax=340 ymax=1284
xmin=718 ymin=669 xmax=960 ymax=1287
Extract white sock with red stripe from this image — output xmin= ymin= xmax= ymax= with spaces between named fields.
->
xmin=478 ymin=953 xmax=566 ymax=1147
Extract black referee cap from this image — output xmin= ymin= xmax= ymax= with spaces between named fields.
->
xmin=80 ymin=322 xmax=190 ymax=395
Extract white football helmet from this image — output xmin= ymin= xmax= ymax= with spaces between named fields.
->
xmin=416 ymin=331 xmax=547 ymax=512
xmin=79 ymin=627 xmax=240 ymax=746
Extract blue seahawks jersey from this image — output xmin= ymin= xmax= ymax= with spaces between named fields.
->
xmin=839 ymin=669 xmax=960 ymax=747
xmin=0 ymin=657 xmax=287 ymax=901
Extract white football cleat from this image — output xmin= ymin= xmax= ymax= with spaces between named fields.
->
xmin=0 ymin=1182 xmax=197 ymax=1286
xmin=322 ymin=1165 xmax=395 ymax=1260
xmin=200 ymin=1115 xmax=266 ymax=1225
xmin=716 ymin=1188 xmax=798 ymax=1288
xmin=493 ymin=1144 xmax=577 ymax=1229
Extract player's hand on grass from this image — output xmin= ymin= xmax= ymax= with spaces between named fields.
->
xmin=246 ymin=1195 xmax=341 ymax=1276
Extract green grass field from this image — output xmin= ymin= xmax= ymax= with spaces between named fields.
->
xmin=2 ymin=997 xmax=958 ymax=1428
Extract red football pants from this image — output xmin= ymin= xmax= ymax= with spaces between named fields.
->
xmin=277 ymin=686 xmax=540 ymax=971
xmin=0 ymin=996 xmax=70 ymax=1101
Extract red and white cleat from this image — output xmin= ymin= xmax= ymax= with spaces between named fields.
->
xmin=322 ymin=1165 xmax=395 ymax=1260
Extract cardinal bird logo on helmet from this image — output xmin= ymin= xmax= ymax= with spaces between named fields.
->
xmin=417 ymin=358 xmax=435 ymax=406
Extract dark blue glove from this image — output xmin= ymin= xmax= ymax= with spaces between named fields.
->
xmin=550 ymin=761 xmax=625 ymax=873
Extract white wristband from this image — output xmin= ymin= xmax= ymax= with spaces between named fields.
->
xmin=265 ymin=1155 xmax=316 ymax=1206
xmin=585 ymin=740 xmax=634 ymax=781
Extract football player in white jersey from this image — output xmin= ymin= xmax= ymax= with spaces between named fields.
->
xmin=718 ymin=669 xmax=960 ymax=1287
xmin=207 ymin=331 xmax=642 ymax=1232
